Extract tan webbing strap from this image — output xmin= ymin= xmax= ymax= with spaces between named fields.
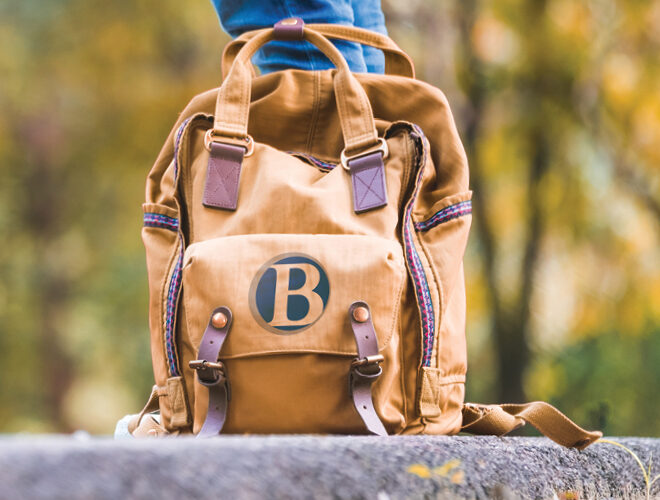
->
xmin=128 ymin=386 xmax=169 ymax=437
xmin=222 ymin=23 xmax=415 ymax=79
xmin=130 ymin=414 xmax=169 ymax=438
xmin=165 ymin=376 xmax=191 ymax=429
xmin=461 ymin=402 xmax=603 ymax=450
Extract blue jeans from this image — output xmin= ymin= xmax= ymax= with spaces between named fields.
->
xmin=210 ymin=0 xmax=387 ymax=74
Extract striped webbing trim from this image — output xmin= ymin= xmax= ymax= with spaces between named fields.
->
xmin=143 ymin=213 xmax=178 ymax=231
xmin=414 ymin=200 xmax=472 ymax=232
xmin=400 ymin=124 xmax=436 ymax=367
xmin=164 ymin=236 xmax=184 ymax=376
xmin=162 ymin=118 xmax=191 ymax=376
xmin=289 ymin=152 xmax=338 ymax=171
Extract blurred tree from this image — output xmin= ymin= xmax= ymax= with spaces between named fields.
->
xmin=0 ymin=0 xmax=229 ymax=432
xmin=386 ymin=0 xmax=659 ymax=425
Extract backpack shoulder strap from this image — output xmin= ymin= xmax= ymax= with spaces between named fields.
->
xmin=461 ymin=401 xmax=603 ymax=449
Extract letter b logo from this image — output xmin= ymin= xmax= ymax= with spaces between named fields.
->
xmin=249 ymin=253 xmax=330 ymax=334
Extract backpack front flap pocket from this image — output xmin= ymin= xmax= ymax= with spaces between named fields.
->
xmin=179 ymin=233 xmax=407 ymax=434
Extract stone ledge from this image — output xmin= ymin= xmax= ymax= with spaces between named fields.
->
xmin=0 ymin=435 xmax=657 ymax=499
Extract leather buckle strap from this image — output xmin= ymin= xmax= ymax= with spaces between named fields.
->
xmin=189 ymin=360 xmax=226 ymax=384
xmin=192 ymin=306 xmax=233 ymax=437
xmin=348 ymin=301 xmax=387 ymax=436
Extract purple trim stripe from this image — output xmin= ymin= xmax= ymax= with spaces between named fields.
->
xmin=162 ymin=117 xmax=192 ymax=377
xmin=414 ymin=200 xmax=472 ymax=232
xmin=143 ymin=213 xmax=178 ymax=231
xmin=401 ymin=125 xmax=436 ymax=367
xmin=164 ymin=236 xmax=184 ymax=376
xmin=289 ymin=152 xmax=337 ymax=171
xmin=173 ymin=118 xmax=191 ymax=180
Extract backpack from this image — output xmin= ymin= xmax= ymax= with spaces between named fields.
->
xmin=130 ymin=18 xmax=601 ymax=448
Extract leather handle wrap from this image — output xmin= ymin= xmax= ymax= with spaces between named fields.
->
xmin=461 ymin=401 xmax=603 ymax=450
xmin=214 ymin=25 xmax=380 ymax=156
xmin=222 ymin=23 xmax=415 ymax=79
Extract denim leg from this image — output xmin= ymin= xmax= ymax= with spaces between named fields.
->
xmin=210 ymin=0 xmax=384 ymax=74
xmin=351 ymin=0 xmax=387 ymax=74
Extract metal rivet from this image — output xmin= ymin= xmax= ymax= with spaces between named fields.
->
xmin=281 ymin=17 xmax=298 ymax=25
xmin=353 ymin=306 xmax=369 ymax=323
xmin=212 ymin=312 xmax=228 ymax=329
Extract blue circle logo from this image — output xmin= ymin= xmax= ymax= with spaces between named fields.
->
xmin=249 ymin=253 xmax=330 ymax=334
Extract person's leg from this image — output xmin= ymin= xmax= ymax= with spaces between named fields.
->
xmin=210 ymin=0 xmax=385 ymax=74
xmin=350 ymin=0 xmax=387 ymax=74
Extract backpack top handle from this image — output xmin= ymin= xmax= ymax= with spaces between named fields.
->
xmin=221 ymin=21 xmax=416 ymax=80
xmin=211 ymin=19 xmax=383 ymax=159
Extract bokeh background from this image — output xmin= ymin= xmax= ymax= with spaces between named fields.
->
xmin=1 ymin=0 xmax=658 ymax=435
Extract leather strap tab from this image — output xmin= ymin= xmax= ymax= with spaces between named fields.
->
xmin=349 ymin=152 xmax=388 ymax=213
xmin=273 ymin=17 xmax=304 ymax=41
xmin=192 ymin=306 xmax=233 ymax=437
xmin=202 ymin=142 xmax=245 ymax=210
xmin=461 ymin=401 xmax=603 ymax=450
xmin=348 ymin=301 xmax=387 ymax=436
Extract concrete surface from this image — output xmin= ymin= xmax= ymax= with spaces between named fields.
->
xmin=0 ymin=435 xmax=658 ymax=499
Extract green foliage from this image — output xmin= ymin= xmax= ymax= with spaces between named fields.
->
xmin=542 ymin=328 xmax=660 ymax=437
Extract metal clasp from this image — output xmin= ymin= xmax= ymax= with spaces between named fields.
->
xmin=340 ymin=137 xmax=389 ymax=170
xmin=351 ymin=354 xmax=384 ymax=378
xmin=189 ymin=359 xmax=226 ymax=375
xmin=351 ymin=354 xmax=384 ymax=368
xmin=204 ymin=129 xmax=255 ymax=157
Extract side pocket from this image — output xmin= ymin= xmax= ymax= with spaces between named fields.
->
xmin=142 ymin=203 xmax=182 ymax=387
xmin=412 ymin=192 xmax=471 ymax=422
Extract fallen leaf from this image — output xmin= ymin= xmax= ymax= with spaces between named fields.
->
xmin=407 ymin=464 xmax=431 ymax=478
xmin=433 ymin=459 xmax=462 ymax=476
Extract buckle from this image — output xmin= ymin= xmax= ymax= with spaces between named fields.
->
xmin=204 ymin=129 xmax=255 ymax=157
xmin=340 ymin=137 xmax=388 ymax=170
xmin=189 ymin=359 xmax=227 ymax=385
xmin=351 ymin=354 xmax=384 ymax=378
xmin=189 ymin=359 xmax=225 ymax=374
xmin=351 ymin=354 xmax=384 ymax=368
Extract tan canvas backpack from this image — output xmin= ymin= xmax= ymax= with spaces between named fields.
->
xmin=130 ymin=19 xmax=601 ymax=448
